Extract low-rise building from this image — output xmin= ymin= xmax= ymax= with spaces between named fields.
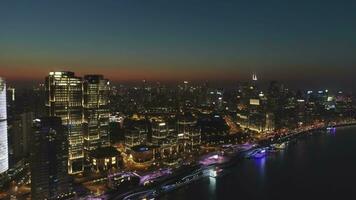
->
xmin=90 ymin=146 xmax=122 ymax=172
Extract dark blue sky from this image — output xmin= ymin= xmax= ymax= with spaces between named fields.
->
xmin=1 ymin=0 xmax=356 ymax=89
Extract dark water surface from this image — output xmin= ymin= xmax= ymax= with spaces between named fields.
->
xmin=161 ymin=126 xmax=356 ymax=200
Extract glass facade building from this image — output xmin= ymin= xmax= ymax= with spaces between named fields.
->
xmin=83 ymin=75 xmax=110 ymax=158
xmin=46 ymin=71 xmax=84 ymax=174
xmin=151 ymin=121 xmax=170 ymax=146
xmin=31 ymin=117 xmax=73 ymax=200
xmin=0 ymin=77 xmax=8 ymax=174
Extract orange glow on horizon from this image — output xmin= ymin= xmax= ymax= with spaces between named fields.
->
xmin=0 ymin=66 xmax=241 ymax=82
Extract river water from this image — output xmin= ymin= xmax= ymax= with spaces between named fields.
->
xmin=160 ymin=126 xmax=356 ymax=200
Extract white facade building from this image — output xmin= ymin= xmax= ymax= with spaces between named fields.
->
xmin=0 ymin=78 xmax=8 ymax=173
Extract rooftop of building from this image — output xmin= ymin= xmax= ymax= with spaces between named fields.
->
xmin=90 ymin=146 xmax=121 ymax=159
xmin=131 ymin=144 xmax=159 ymax=152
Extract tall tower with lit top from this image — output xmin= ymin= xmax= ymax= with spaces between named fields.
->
xmin=45 ymin=71 xmax=84 ymax=174
xmin=252 ymin=73 xmax=258 ymax=81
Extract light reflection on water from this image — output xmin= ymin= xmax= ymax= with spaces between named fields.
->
xmin=209 ymin=176 xmax=216 ymax=194
xmin=162 ymin=127 xmax=356 ymax=200
xmin=330 ymin=128 xmax=336 ymax=136
xmin=254 ymin=156 xmax=266 ymax=182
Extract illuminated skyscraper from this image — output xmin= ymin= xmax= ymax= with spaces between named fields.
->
xmin=151 ymin=121 xmax=169 ymax=146
xmin=83 ymin=75 xmax=110 ymax=158
xmin=125 ymin=127 xmax=148 ymax=151
xmin=0 ymin=78 xmax=8 ymax=173
xmin=252 ymin=73 xmax=258 ymax=81
xmin=46 ymin=71 xmax=84 ymax=174
xmin=177 ymin=114 xmax=201 ymax=150
xmin=31 ymin=117 xmax=73 ymax=200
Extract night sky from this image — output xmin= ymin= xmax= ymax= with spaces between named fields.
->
xmin=1 ymin=0 xmax=356 ymax=89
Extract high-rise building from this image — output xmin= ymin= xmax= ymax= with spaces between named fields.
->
xmin=125 ymin=127 xmax=148 ymax=151
xmin=46 ymin=71 xmax=84 ymax=174
xmin=177 ymin=115 xmax=201 ymax=150
xmin=151 ymin=121 xmax=169 ymax=146
xmin=9 ymin=112 xmax=33 ymax=164
xmin=0 ymin=78 xmax=8 ymax=174
xmin=252 ymin=73 xmax=258 ymax=81
xmin=7 ymin=87 xmax=15 ymax=102
xmin=31 ymin=117 xmax=73 ymax=200
xmin=83 ymin=75 xmax=110 ymax=157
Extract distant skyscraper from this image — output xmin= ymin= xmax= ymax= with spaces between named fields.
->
xmin=46 ymin=71 xmax=84 ymax=174
xmin=83 ymin=75 xmax=110 ymax=158
xmin=252 ymin=73 xmax=258 ymax=81
xmin=0 ymin=78 xmax=8 ymax=173
xmin=7 ymin=87 xmax=15 ymax=102
xmin=31 ymin=117 xmax=73 ymax=200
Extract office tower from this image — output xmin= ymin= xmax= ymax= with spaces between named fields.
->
xmin=177 ymin=114 xmax=196 ymax=139
xmin=265 ymin=113 xmax=275 ymax=131
xmin=0 ymin=78 xmax=8 ymax=174
xmin=83 ymin=75 xmax=110 ymax=157
xmin=296 ymin=92 xmax=306 ymax=126
xmin=247 ymin=98 xmax=264 ymax=132
xmin=177 ymin=114 xmax=201 ymax=150
xmin=31 ymin=117 xmax=73 ymax=200
xmin=125 ymin=127 xmax=148 ymax=151
xmin=9 ymin=112 xmax=33 ymax=164
xmin=151 ymin=121 xmax=169 ymax=146
xmin=46 ymin=71 xmax=84 ymax=174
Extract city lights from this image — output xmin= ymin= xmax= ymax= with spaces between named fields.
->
xmin=1 ymin=1 xmax=356 ymax=200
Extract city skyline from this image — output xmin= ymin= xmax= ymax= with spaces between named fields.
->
xmin=1 ymin=1 xmax=356 ymax=199
xmin=1 ymin=1 xmax=356 ymax=90
xmin=1 ymin=70 xmax=356 ymax=199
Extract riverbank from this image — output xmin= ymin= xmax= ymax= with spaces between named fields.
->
xmin=109 ymin=121 xmax=356 ymax=199
xmin=153 ymin=121 xmax=356 ymax=199
xmin=160 ymin=125 xmax=356 ymax=200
